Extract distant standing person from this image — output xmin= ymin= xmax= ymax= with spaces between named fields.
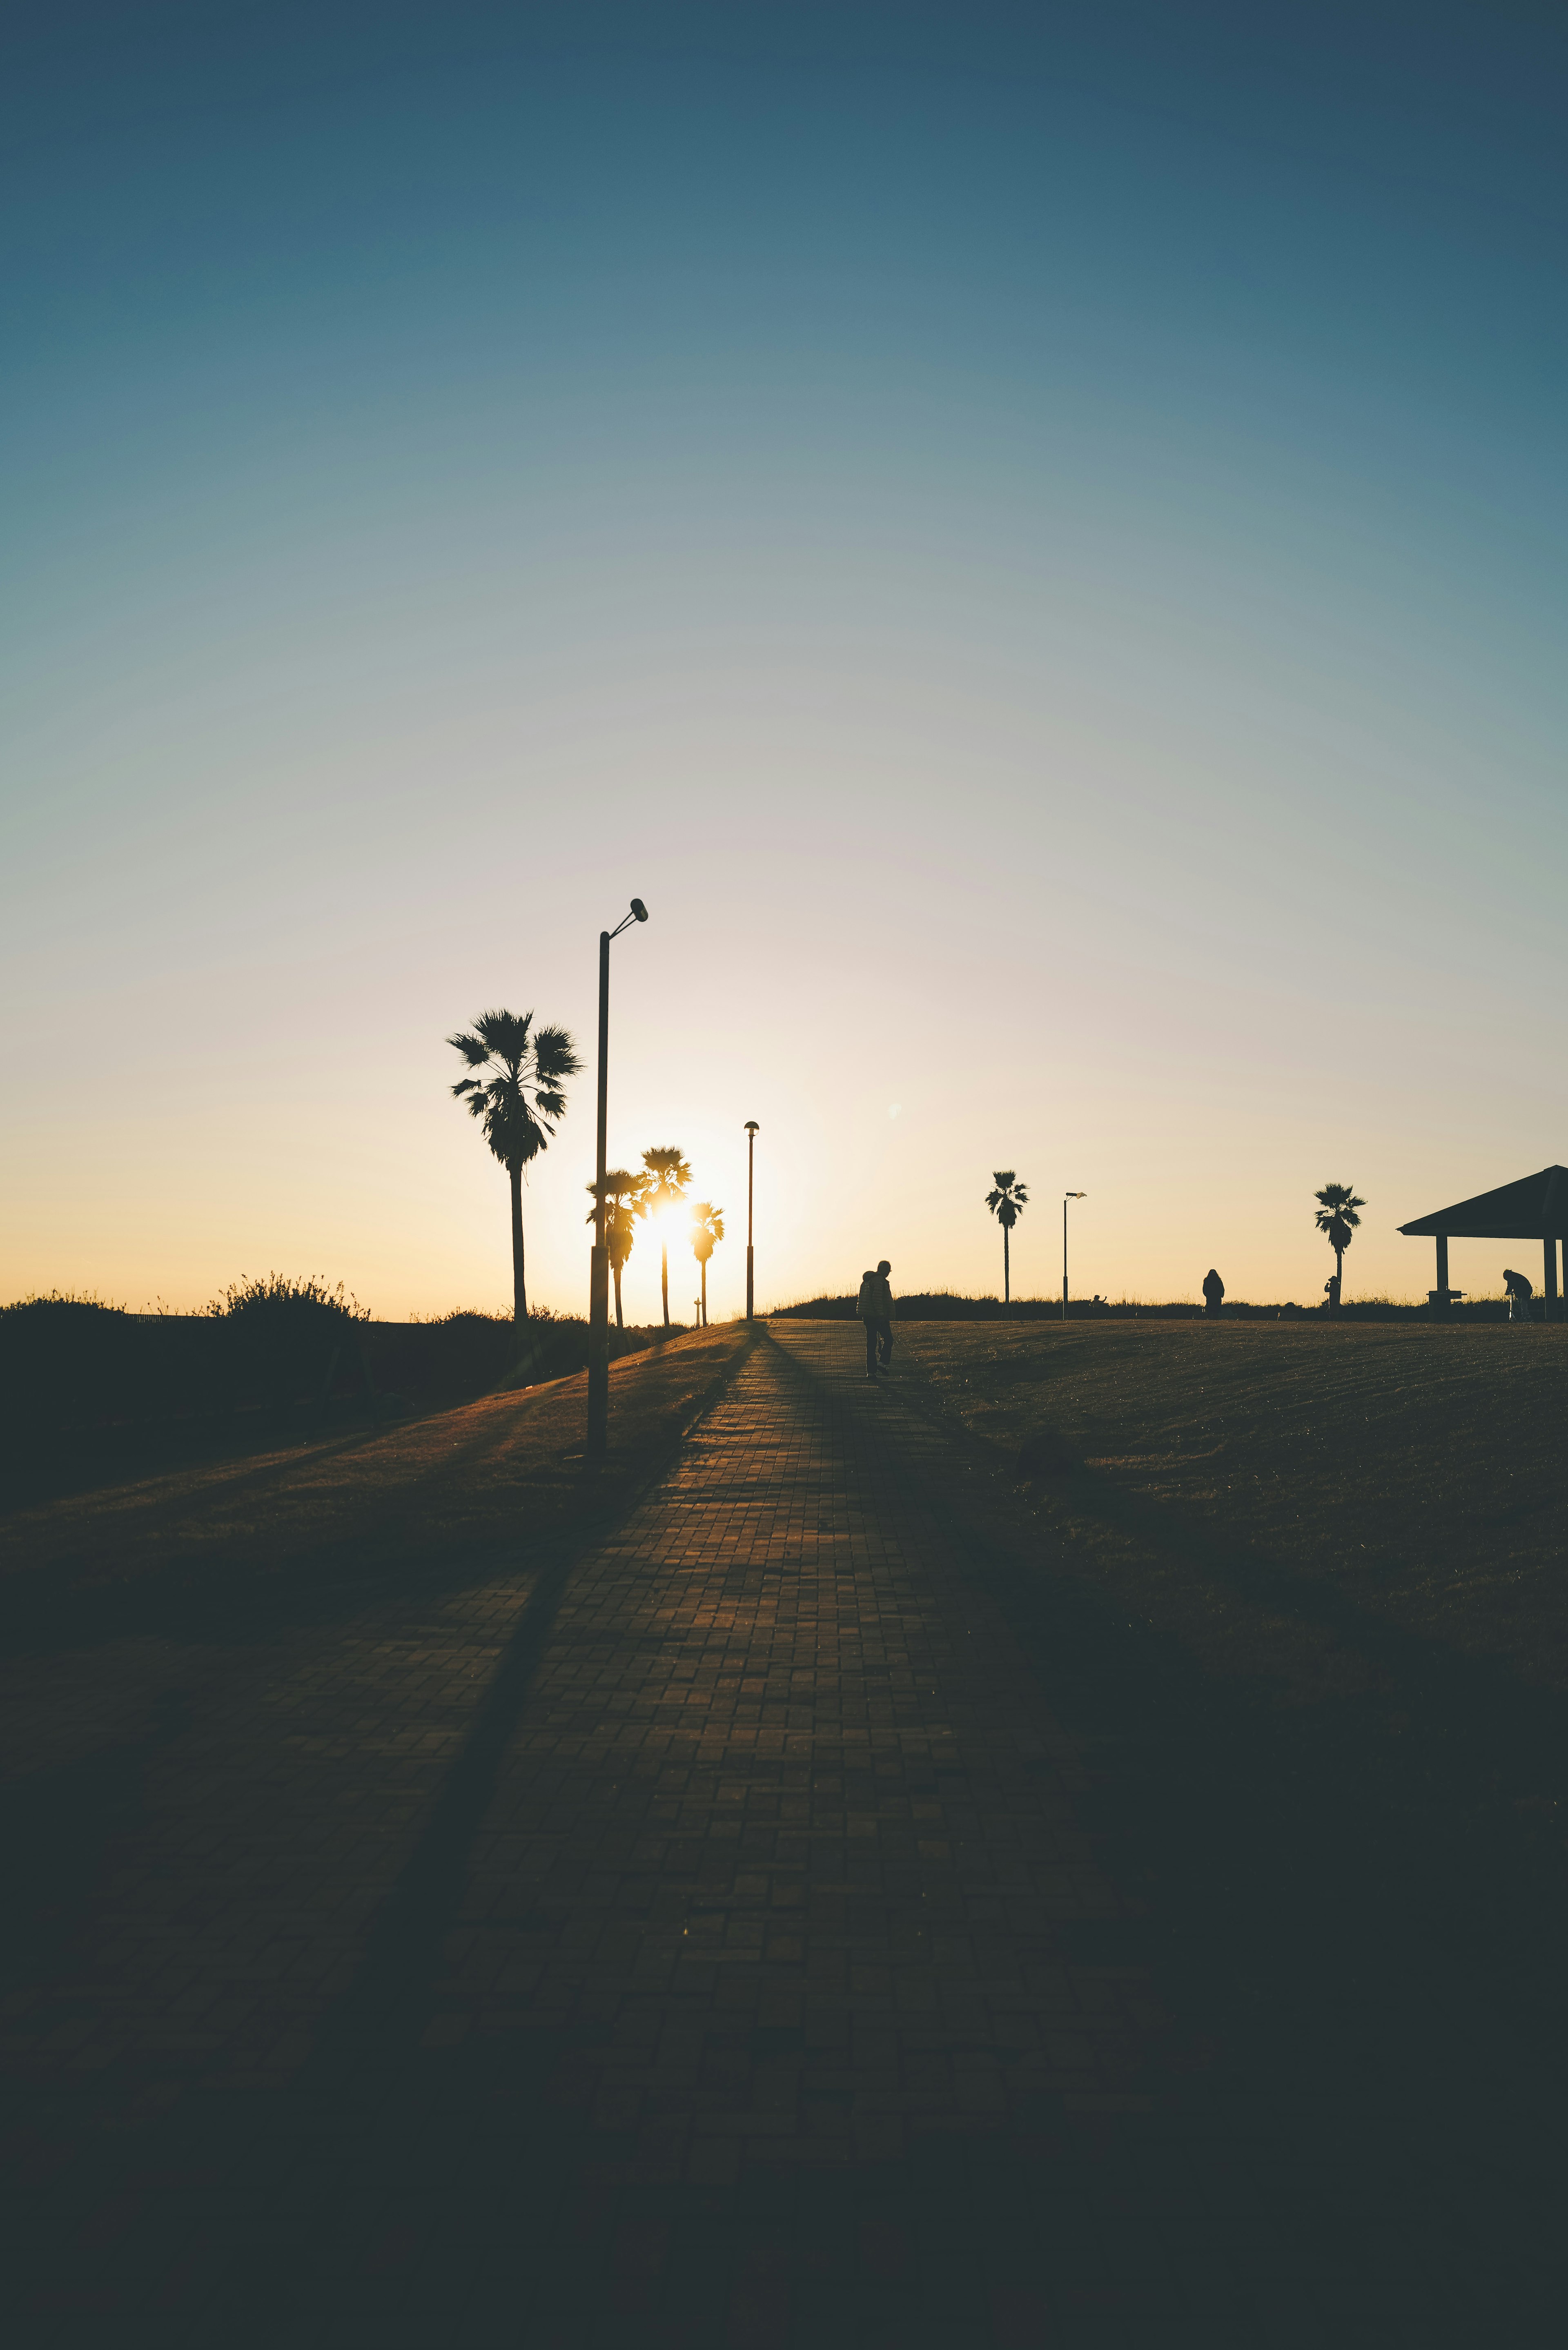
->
xmin=1323 ymin=1273 xmax=1341 ymax=1312
xmin=1202 ymin=1268 xmax=1224 ymax=1319
xmin=1503 ymin=1268 xmax=1534 ymax=1323
xmin=856 ymin=1260 xmax=895 ymax=1379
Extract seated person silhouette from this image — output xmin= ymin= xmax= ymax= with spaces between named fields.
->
xmin=1503 ymin=1268 xmax=1534 ymax=1323
xmin=1201 ymin=1268 xmax=1224 ymax=1318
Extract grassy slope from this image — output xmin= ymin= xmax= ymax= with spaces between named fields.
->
xmin=898 ymin=1321 xmax=1568 ymax=1695
xmin=1 ymin=1325 xmax=753 ymax=1624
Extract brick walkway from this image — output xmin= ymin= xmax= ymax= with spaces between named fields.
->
xmin=5 ymin=1325 xmax=1496 ymax=2345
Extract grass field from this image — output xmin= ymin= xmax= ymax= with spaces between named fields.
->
xmin=1 ymin=1324 xmax=753 ymax=1638
xmin=897 ymin=1320 xmax=1568 ymax=1696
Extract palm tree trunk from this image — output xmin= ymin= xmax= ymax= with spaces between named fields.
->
xmin=661 ymin=1246 xmax=669 ymax=1328
xmin=1003 ymin=1224 xmax=1010 ymax=1307
xmin=613 ymin=1265 xmax=624 ymax=1329
xmin=1334 ymin=1245 xmax=1343 ymax=1309
xmin=510 ymin=1162 xmax=527 ymax=1324
xmin=701 ymin=1260 xmax=708 ymax=1326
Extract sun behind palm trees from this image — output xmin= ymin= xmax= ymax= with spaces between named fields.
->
xmin=448 ymin=1009 xmax=581 ymax=1324
xmin=985 ymin=1171 xmax=1028 ymax=1305
xmin=586 ymin=1169 xmax=641 ymax=1328
xmin=1314 ymin=1181 xmax=1365 ymax=1309
xmin=690 ymin=1202 xmax=724 ymax=1326
xmin=638 ymin=1145 xmax=693 ymax=1328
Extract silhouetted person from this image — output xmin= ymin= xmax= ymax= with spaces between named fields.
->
xmin=1503 ymin=1268 xmax=1533 ymax=1323
xmin=1324 ymin=1273 xmax=1341 ymax=1312
xmin=1202 ymin=1268 xmax=1224 ymax=1318
xmin=855 ymin=1270 xmax=878 ymax=1379
xmin=856 ymin=1261 xmax=895 ymax=1378
xmin=873 ymin=1261 xmax=895 ymax=1371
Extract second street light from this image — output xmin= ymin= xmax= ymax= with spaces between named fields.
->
xmin=587 ymin=897 xmax=648 ymax=1460
xmin=744 ymin=1121 xmax=759 ymax=1321
xmin=1062 ymin=1192 xmax=1085 ymax=1321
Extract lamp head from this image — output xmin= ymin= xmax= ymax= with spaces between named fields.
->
xmin=630 ymin=898 xmax=648 ymax=922
xmin=745 ymin=1120 xmax=760 ymax=1134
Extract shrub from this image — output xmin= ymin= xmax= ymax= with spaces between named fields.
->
xmin=365 ymin=1310 xmax=518 ymax=1399
xmin=0 ymin=1292 xmax=138 ymax=1437
xmin=208 ymin=1274 xmax=367 ymax=1413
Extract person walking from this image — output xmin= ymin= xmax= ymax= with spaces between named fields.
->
xmin=1202 ymin=1268 xmax=1224 ymax=1319
xmin=855 ymin=1270 xmax=879 ymax=1379
xmin=856 ymin=1260 xmax=896 ymax=1379
xmin=872 ymin=1260 xmax=895 ymax=1372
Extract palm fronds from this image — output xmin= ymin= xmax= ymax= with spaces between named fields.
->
xmin=638 ymin=1145 xmax=693 ymax=1212
xmin=985 ymin=1171 xmax=1028 ymax=1230
xmin=690 ymin=1202 xmax=725 ymax=1263
xmin=1314 ymin=1182 xmax=1365 ymax=1257
xmin=447 ymin=1007 xmax=583 ymax=1174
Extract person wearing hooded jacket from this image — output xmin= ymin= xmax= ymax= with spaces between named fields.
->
xmin=856 ymin=1260 xmax=895 ymax=1379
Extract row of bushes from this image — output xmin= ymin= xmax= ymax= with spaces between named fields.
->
xmin=0 ymin=1280 xmax=681 ymax=1438
xmin=772 ymin=1291 xmax=1530 ymax=1321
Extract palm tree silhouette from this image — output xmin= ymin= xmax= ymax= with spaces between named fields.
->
xmin=985 ymin=1171 xmax=1028 ymax=1305
xmin=690 ymin=1202 xmax=724 ymax=1327
xmin=585 ymin=1169 xmax=641 ymax=1329
xmin=1313 ymin=1181 xmax=1365 ymax=1308
xmin=448 ymin=1009 xmax=581 ymax=1324
xmin=638 ymin=1145 xmax=693 ymax=1328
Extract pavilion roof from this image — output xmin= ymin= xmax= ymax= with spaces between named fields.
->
xmin=1398 ymin=1165 xmax=1568 ymax=1239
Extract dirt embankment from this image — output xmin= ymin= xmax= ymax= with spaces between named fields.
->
xmin=0 ymin=1325 xmax=754 ymax=1637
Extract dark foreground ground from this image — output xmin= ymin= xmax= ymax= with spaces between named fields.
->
xmin=2 ymin=1323 xmax=1563 ymax=2346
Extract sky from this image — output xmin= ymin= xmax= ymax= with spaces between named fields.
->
xmin=3 ymin=0 xmax=1565 ymax=1320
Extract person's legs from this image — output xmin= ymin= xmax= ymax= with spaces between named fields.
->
xmin=864 ymin=1320 xmax=879 ymax=1378
xmin=877 ymin=1319 xmax=893 ymax=1368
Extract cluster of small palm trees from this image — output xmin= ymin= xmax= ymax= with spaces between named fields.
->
xmin=588 ymin=1151 xmax=725 ymax=1330
xmin=446 ymin=1007 xmax=723 ymax=1328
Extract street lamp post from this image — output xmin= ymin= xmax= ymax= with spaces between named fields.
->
xmin=744 ymin=1121 xmax=759 ymax=1322
xmin=1062 ymin=1192 xmax=1085 ymax=1321
xmin=587 ymin=898 xmax=648 ymax=1459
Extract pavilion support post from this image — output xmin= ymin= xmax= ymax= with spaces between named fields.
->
xmin=1435 ymin=1234 xmax=1449 ymax=1312
xmin=1545 ymin=1237 xmax=1559 ymax=1323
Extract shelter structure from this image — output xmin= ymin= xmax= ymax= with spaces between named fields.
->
xmin=1399 ymin=1165 xmax=1568 ymax=1316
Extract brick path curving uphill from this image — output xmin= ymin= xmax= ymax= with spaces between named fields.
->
xmin=6 ymin=1323 xmax=1519 ymax=2346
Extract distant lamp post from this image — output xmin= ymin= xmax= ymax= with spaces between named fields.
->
xmin=744 ymin=1122 xmax=760 ymax=1321
xmin=588 ymin=898 xmax=649 ymax=1459
xmin=1062 ymin=1193 xmax=1086 ymax=1321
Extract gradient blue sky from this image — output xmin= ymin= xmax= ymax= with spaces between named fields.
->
xmin=4 ymin=1 xmax=1564 ymax=1318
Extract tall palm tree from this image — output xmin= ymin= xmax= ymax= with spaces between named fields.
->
xmin=448 ymin=1009 xmax=581 ymax=1325
xmin=690 ymin=1201 xmax=724 ymax=1327
xmin=985 ymin=1171 xmax=1028 ymax=1305
xmin=638 ymin=1145 xmax=693 ymax=1328
xmin=586 ymin=1169 xmax=641 ymax=1328
xmin=1313 ymin=1181 xmax=1365 ymax=1309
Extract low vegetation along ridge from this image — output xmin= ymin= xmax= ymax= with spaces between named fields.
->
xmin=0 ymin=1279 xmax=684 ymax=1493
